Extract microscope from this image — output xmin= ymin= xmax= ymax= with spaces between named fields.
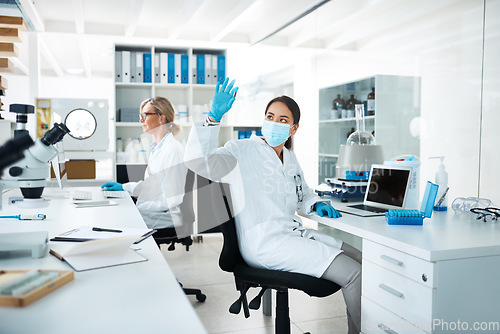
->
xmin=0 ymin=104 xmax=70 ymax=209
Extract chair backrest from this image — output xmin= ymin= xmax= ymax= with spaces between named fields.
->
xmin=174 ymin=169 xmax=196 ymax=238
xmin=206 ymin=181 xmax=245 ymax=273
xmin=153 ymin=169 xmax=195 ymax=245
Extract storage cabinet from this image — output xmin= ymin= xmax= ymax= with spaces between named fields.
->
xmin=361 ymin=239 xmax=500 ymax=333
xmin=362 ymin=239 xmax=435 ymax=333
xmin=113 ymin=45 xmax=228 ymax=182
xmin=318 ymin=75 xmax=421 ymax=184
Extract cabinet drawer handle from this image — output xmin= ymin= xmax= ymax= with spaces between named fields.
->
xmin=378 ymin=284 xmax=404 ymax=298
xmin=378 ymin=323 xmax=399 ymax=334
xmin=380 ymin=255 xmax=404 ymax=267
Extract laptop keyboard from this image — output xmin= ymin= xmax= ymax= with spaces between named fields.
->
xmin=349 ymin=204 xmax=388 ymax=213
xmin=102 ymin=190 xmax=128 ymax=198
xmin=73 ymin=191 xmax=92 ymax=200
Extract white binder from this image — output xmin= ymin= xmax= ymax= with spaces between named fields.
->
xmin=154 ymin=53 xmax=160 ymax=83
xmin=121 ymin=51 xmax=131 ymax=83
xmin=175 ymin=53 xmax=181 ymax=84
xmin=211 ymin=55 xmax=218 ymax=84
xmin=130 ymin=52 xmax=137 ymax=82
xmin=115 ymin=51 xmax=122 ymax=82
xmin=160 ymin=52 xmax=168 ymax=84
xmin=205 ymin=54 xmax=212 ymax=84
xmin=136 ymin=52 xmax=143 ymax=83
xmin=191 ymin=54 xmax=197 ymax=84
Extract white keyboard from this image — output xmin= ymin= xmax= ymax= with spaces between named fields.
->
xmin=102 ymin=190 xmax=128 ymax=198
xmin=73 ymin=191 xmax=92 ymax=200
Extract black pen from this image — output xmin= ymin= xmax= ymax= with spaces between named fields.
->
xmin=133 ymin=229 xmax=157 ymax=244
xmin=92 ymin=227 xmax=122 ymax=233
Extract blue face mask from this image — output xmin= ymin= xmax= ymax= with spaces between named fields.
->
xmin=261 ymin=120 xmax=291 ymax=147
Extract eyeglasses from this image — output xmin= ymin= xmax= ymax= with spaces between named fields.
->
xmin=451 ymin=197 xmax=491 ymax=213
xmin=469 ymin=207 xmax=500 ymax=223
xmin=139 ymin=112 xmax=160 ymax=121
xmin=294 ymin=175 xmax=303 ymax=202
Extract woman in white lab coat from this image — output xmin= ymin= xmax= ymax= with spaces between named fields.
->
xmin=184 ymin=79 xmax=362 ymax=334
xmin=102 ymin=97 xmax=186 ymax=230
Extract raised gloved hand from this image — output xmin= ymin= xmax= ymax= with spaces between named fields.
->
xmin=208 ymin=77 xmax=239 ymax=122
xmin=101 ymin=182 xmax=123 ymax=191
xmin=316 ymin=202 xmax=342 ymax=218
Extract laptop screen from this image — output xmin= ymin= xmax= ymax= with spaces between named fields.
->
xmin=365 ymin=165 xmax=411 ymax=208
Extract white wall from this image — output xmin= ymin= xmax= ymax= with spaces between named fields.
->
xmin=3 ymin=0 xmax=497 ymax=205
xmin=480 ymin=0 xmax=500 ymax=204
xmin=235 ymin=0 xmax=499 ymax=206
xmin=2 ymin=75 xmax=113 ymax=137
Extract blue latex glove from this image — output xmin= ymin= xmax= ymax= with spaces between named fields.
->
xmin=316 ymin=202 xmax=342 ymax=218
xmin=101 ymin=182 xmax=123 ymax=191
xmin=208 ymin=77 xmax=239 ymax=122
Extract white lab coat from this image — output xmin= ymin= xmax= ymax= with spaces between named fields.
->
xmin=123 ymin=132 xmax=186 ymax=230
xmin=185 ymin=124 xmax=343 ymax=278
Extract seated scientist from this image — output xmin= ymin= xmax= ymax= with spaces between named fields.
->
xmin=184 ymin=78 xmax=362 ymax=334
xmin=102 ymin=97 xmax=187 ymax=231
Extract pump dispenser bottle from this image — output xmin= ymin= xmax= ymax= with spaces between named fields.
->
xmin=430 ymin=156 xmax=448 ymax=211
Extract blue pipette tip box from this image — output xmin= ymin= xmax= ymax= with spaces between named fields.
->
xmin=385 ymin=181 xmax=439 ymax=225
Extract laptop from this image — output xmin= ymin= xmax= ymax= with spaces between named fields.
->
xmin=338 ymin=164 xmax=412 ymax=217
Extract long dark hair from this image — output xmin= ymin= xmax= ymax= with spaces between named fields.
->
xmin=264 ymin=95 xmax=301 ymax=149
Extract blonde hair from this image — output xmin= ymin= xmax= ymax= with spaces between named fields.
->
xmin=140 ymin=96 xmax=181 ymax=136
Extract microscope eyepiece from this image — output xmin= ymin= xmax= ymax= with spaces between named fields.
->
xmin=40 ymin=122 xmax=70 ymax=146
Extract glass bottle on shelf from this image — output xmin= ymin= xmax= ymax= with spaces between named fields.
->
xmin=332 ymin=94 xmax=344 ymax=119
xmin=367 ymin=87 xmax=375 ymax=116
xmin=345 ymin=94 xmax=358 ymax=118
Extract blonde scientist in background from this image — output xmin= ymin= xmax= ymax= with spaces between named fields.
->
xmin=184 ymin=78 xmax=362 ymax=334
xmin=102 ymin=97 xmax=186 ymax=231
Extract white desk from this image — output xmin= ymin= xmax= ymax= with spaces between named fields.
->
xmin=301 ymin=200 xmax=500 ymax=333
xmin=0 ymin=187 xmax=207 ymax=334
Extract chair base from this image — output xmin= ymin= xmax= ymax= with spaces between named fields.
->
xmin=179 ymin=282 xmax=206 ymax=302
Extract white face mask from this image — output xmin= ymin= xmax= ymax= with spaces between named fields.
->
xmin=261 ymin=120 xmax=291 ymax=147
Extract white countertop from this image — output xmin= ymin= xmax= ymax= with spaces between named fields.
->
xmin=301 ymin=199 xmax=500 ymax=262
xmin=0 ymin=187 xmax=207 ymax=334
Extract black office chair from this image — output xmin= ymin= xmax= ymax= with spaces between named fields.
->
xmin=154 ymin=169 xmax=206 ymax=302
xmin=212 ymin=181 xmax=341 ymax=334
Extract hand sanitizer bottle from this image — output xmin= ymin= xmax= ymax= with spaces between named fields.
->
xmin=430 ymin=156 xmax=448 ymax=211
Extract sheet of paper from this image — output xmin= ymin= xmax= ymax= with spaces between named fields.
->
xmin=49 ymin=236 xmax=147 ymax=272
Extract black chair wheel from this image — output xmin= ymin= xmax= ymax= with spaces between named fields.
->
xmin=196 ymin=293 xmax=207 ymax=302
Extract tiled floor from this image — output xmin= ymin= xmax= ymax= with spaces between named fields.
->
xmin=161 ymin=234 xmax=348 ymax=334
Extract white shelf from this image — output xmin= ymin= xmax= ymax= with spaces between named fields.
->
xmin=319 ymin=115 xmax=375 ymax=123
xmin=114 ymin=45 xmax=227 ymax=182
xmin=116 ymin=162 xmax=148 ymax=166
xmin=154 ymin=83 xmax=191 ymax=89
xmin=318 ymin=75 xmax=421 ymax=184
xmin=116 ymin=122 xmax=142 ymax=127
xmin=116 ymin=82 xmax=153 ymax=87
xmin=64 ymin=151 xmax=114 ymax=160
xmin=192 ymin=84 xmax=217 ymax=90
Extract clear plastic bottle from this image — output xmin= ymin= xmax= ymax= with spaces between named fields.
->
xmin=116 ymin=137 xmax=124 ymax=152
xmin=430 ymin=156 xmax=448 ymax=211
